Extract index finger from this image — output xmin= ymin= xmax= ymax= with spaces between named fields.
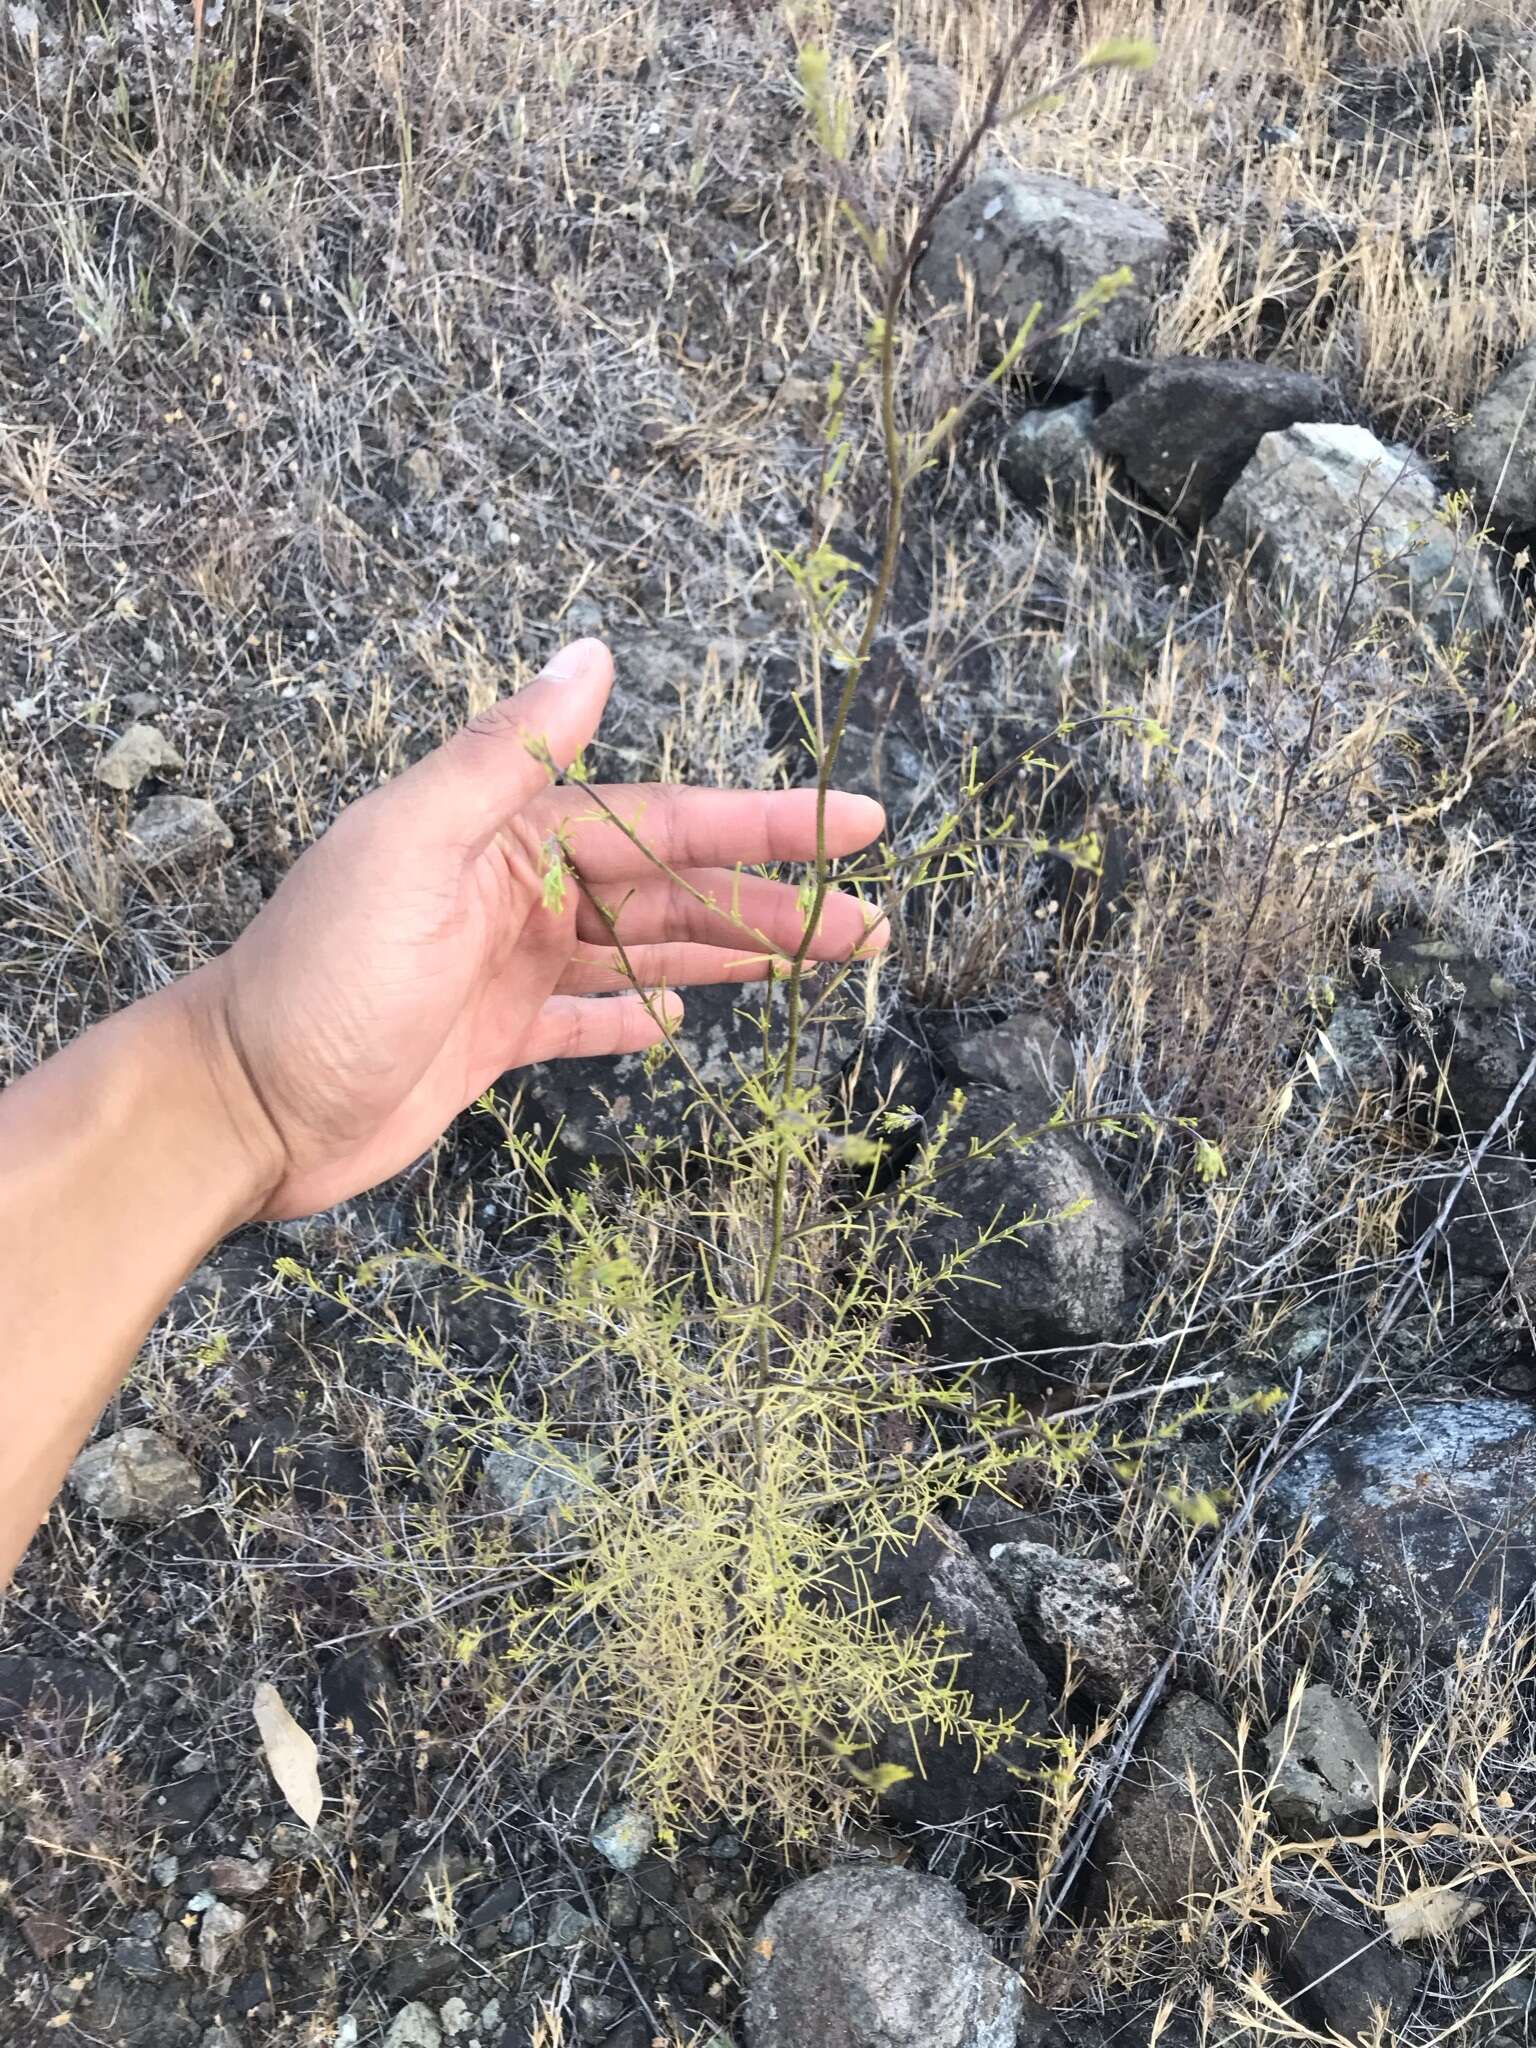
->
xmin=534 ymin=785 xmax=887 ymax=879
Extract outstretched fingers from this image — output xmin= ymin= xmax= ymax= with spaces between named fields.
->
xmin=519 ymin=991 xmax=684 ymax=1065
xmin=538 ymin=785 xmax=887 ymax=879
xmin=558 ymin=944 xmax=778 ymax=995
xmin=573 ymin=866 xmax=887 ymax=958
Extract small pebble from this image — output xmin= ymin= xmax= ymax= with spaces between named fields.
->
xmin=591 ymin=1802 xmax=656 ymax=1874
xmin=544 ymin=1899 xmax=596 ymax=1949
xmin=198 ymin=1899 xmax=247 ymax=1977
xmin=96 ymin=722 xmax=184 ymax=792
xmin=124 ymin=794 xmax=233 ymax=874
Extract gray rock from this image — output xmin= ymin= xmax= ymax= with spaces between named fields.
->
xmin=937 ymin=1013 xmax=1073 ymax=1111
xmin=96 ymin=723 xmax=185 ymax=792
xmin=383 ymin=2007 xmax=443 ymax=2048
xmin=69 ymin=1426 xmax=202 ymax=1524
xmin=1099 ymin=1693 xmax=1240 ymax=1916
xmin=1090 ymin=358 xmax=1347 ymax=528
xmin=771 ymin=639 xmax=939 ymax=827
xmin=125 ymin=794 xmax=233 ymax=872
xmin=196 ymin=1900 xmax=246 ymax=1978
xmin=78 ymin=1975 xmax=200 ymax=2048
xmin=0 ymin=1653 xmax=116 ymax=1729
xmin=852 ymin=1522 xmax=1050 ymax=1824
xmin=986 ymin=1540 xmax=1163 ymax=1701
xmin=911 ymin=1091 xmax=1141 ymax=1367
xmin=194 ymin=1856 xmax=273 ymax=1901
xmin=905 ymin=55 xmax=962 ymax=138
xmin=999 ymin=399 xmax=1100 ymax=509
xmin=744 ymin=1866 xmax=1026 ymax=2048
xmin=1452 ymin=344 xmax=1536 ymax=531
xmin=591 ymin=1802 xmax=655 ymax=1873
xmin=113 ymin=1936 xmax=165 ymax=1979
xmin=1261 ymin=1684 xmax=1383 ymax=1832
xmin=480 ymin=1436 xmax=607 ymax=1551
xmin=595 ymin=627 xmax=748 ymax=780
xmin=915 ymin=167 xmax=1172 ymax=387
xmin=150 ymin=1771 xmax=223 ymax=1834
xmin=1272 ymin=1906 xmax=1420 ymax=2040
xmin=515 ymin=978 xmax=858 ymax=1180
xmin=1409 ymin=1156 xmax=1536 ymax=1277
xmin=544 ymin=1900 xmax=597 ymax=1950
xmin=398 ymin=1844 xmax=478 ymax=1906
xmin=1210 ymin=422 xmax=1503 ymax=643
xmin=381 ymin=1947 xmax=460 ymax=2001
xmin=1377 ymin=931 xmax=1536 ymax=1137
xmin=1264 ymin=1398 xmax=1536 ymax=1660
xmin=1314 ymin=994 xmax=1397 ymax=1107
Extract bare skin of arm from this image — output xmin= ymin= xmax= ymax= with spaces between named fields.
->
xmin=0 ymin=639 xmax=886 ymax=1587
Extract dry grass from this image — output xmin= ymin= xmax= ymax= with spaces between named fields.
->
xmin=5 ymin=0 xmax=1536 ymax=2039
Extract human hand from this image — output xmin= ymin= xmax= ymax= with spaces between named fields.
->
xmin=181 ymin=639 xmax=887 ymax=1220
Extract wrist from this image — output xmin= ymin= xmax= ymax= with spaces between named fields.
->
xmin=145 ymin=972 xmax=288 ymax=1229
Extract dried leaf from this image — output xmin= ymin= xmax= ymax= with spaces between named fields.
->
xmin=252 ymin=1681 xmax=323 ymax=1829
xmin=1384 ymin=1884 xmax=1483 ymax=1947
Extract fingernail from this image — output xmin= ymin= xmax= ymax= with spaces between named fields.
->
xmin=540 ymin=637 xmax=609 ymax=682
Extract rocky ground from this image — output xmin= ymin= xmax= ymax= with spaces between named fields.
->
xmin=5 ymin=1 xmax=1536 ymax=2045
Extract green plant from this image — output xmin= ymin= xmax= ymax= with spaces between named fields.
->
xmin=273 ymin=21 xmax=1170 ymax=1840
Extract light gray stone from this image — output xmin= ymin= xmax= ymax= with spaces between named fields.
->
xmin=382 ymin=2006 xmax=442 ymax=2048
xmin=96 ymin=723 xmax=185 ymax=792
xmin=125 ymin=794 xmax=233 ymax=872
xmin=744 ymin=1866 xmax=1027 ymax=2048
xmin=999 ymin=399 xmax=1100 ymax=509
xmin=198 ymin=1856 xmax=272 ymax=1901
xmin=911 ymin=1092 xmax=1141 ymax=1368
xmin=1210 ymin=422 xmax=1503 ymax=643
xmin=916 ymin=167 xmax=1172 ymax=387
xmin=937 ymin=1013 xmax=1073 ymax=1113
xmin=197 ymin=1901 xmax=246 ymax=1979
xmin=987 ymin=1540 xmax=1163 ymax=1701
xmin=904 ymin=55 xmax=961 ymax=138
xmin=1452 ymin=344 xmax=1536 ymax=531
xmin=480 ymin=1436 xmax=606 ymax=1551
xmin=1262 ymin=1683 xmax=1383 ymax=1832
xmin=593 ymin=627 xmax=748 ymax=779
xmin=69 ymin=1427 xmax=202 ymax=1524
xmin=590 ymin=1802 xmax=655 ymax=1873
xmin=544 ymin=1900 xmax=596 ymax=1950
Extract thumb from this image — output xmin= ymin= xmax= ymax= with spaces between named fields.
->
xmin=409 ymin=638 xmax=614 ymax=850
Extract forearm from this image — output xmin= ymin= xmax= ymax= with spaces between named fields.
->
xmin=0 ymin=979 xmax=279 ymax=1586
